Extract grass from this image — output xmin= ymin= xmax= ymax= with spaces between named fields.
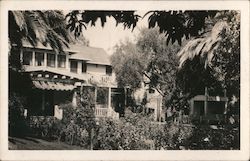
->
xmin=9 ymin=136 xmax=87 ymax=150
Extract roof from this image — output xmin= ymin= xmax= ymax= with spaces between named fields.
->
xmin=32 ymin=80 xmax=75 ymax=91
xmin=22 ymin=41 xmax=111 ymax=66
xmin=24 ymin=66 xmax=88 ymax=80
xmin=69 ymin=44 xmax=111 ymax=65
xmin=22 ymin=41 xmax=78 ymax=53
xmin=24 ymin=66 xmax=117 ymax=87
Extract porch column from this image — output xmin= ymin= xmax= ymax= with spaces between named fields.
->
xmin=72 ymin=90 xmax=77 ymax=108
xmin=65 ymin=54 xmax=69 ymax=71
xmin=55 ymin=53 xmax=58 ymax=68
xmin=32 ymin=51 xmax=35 ymax=66
xmin=108 ymin=87 xmax=112 ymax=109
xmin=204 ymin=87 xmax=208 ymax=116
xmin=20 ymin=49 xmax=23 ymax=63
xmin=77 ymin=61 xmax=82 ymax=74
xmin=44 ymin=52 xmax=47 ymax=67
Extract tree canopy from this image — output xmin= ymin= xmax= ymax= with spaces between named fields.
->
xmin=66 ymin=10 xmax=218 ymax=45
xmin=176 ymin=11 xmax=240 ymax=98
xmin=111 ymin=27 xmax=181 ymax=98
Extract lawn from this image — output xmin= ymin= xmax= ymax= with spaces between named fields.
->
xmin=9 ymin=136 xmax=86 ymax=150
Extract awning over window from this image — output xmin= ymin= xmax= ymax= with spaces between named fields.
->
xmin=32 ymin=81 xmax=75 ymax=91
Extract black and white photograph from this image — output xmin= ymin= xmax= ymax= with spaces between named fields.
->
xmin=0 ymin=0 xmax=249 ymax=161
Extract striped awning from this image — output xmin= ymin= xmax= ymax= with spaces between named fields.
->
xmin=32 ymin=81 xmax=75 ymax=91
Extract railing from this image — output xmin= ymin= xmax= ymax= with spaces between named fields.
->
xmin=95 ymin=106 xmax=119 ymax=120
xmin=95 ymin=106 xmax=108 ymax=117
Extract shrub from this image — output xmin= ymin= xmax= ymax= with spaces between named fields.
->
xmin=183 ymin=125 xmax=240 ymax=150
xmin=9 ymin=92 xmax=30 ymax=137
xmin=95 ymin=109 xmax=193 ymax=150
xmin=56 ymin=87 xmax=96 ymax=148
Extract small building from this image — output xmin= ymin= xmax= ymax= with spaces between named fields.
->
xmin=18 ymin=42 xmax=125 ymax=120
xmin=189 ymin=88 xmax=228 ymax=123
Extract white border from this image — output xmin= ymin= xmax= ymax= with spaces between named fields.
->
xmin=0 ymin=1 xmax=249 ymax=161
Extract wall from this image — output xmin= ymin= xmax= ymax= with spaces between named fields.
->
xmin=87 ymin=64 xmax=106 ymax=75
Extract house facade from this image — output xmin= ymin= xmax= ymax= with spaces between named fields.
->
xmin=19 ymin=42 xmax=125 ymax=120
xmin=133 ymin=82 xmax=164 ymax=121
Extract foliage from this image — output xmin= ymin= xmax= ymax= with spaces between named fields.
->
xmin=210 ymin=11 xmax=240 ymax=98
xmin=95 ymin=109 xmax=193 ymax=150
xmin=9 ymin=92 xmax=29 ymax=137
xmin=111 ymin=41 xmax=145 ymax=90
xmin=176 ymin=11 xmax=240 ymax=98
xmin=58 ymin=87 xmax=96 ymax=147
xmin=183 ymin=125 xmax=239 ymax=150
xmin=27 ymin=86 xmax=96 ymax=148
xmin=66 ymin=10 xmax=140 ymax=37
xmin=111 ymin=28 xmax=182 ymax=110
xmin=29 ymin=116 xmax=62 ymax=139
xmin=136 ymin=27 xmax=181 ymax=97
xmin=96 ymin=87 xmax=109 ymax=105
xmin=146 ymin=11 xmax=217 ymax=45
xmin=66 ymin=10 xmax=218 ymax=45
xmin=111 ymin=27 xmax=180 ymax=95
xmin=9 ymin=10 xmax=71 ymax=53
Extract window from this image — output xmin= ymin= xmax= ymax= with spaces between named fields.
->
xmin=82 ymin=61 xmax=87 ymax=73
xmin=47 ymin=53 xmax=55 ymax=67
xmin=106 ymin=66 xmax=112 ymax=75
xmin=35 ymin=52 xmax=44 ymax=66
xmin=58 ymin=55 xmax=66 ymax=68
xmin=23 ymin=51 xmax=32 ymax=65
xmin=70 ymin=60 xmax=78 ymax=73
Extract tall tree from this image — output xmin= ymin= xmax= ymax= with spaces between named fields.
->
xmin=136 ymin=27 xmax=181 ymax=97
xmin=111 ymin=27 xmax=181 ymax=100
xmin=111 ymin=40 xmax=145 ymax=90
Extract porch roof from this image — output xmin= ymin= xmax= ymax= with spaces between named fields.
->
xmin=24 ymin=66 xmax=88 ymax=81
xmin=32 ymin=80 xmax=75 ymax=91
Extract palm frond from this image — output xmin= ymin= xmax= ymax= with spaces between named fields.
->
xmin=177 ymin=21 xmax=228 ymax=68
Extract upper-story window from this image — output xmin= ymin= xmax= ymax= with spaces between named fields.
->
xmin=35 ymin=52 xmax=44 ymax=66
xmin=106 ymin=66 xmax=112 ymax=75
xmin=23 ymin=50 xmax=32 ymax=65
xmin=70 ymin=60 xmax=78 ymax=73
xmin=58 ymin=55 xmax=66 ymax=68
xmin=47 ymin=53 xmax=55 ymax=67
xmin=82 ymin=61 xmax=87 ymax=73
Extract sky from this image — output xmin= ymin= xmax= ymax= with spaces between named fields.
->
xmin=81 ymin=11 xmax=148 ymax=55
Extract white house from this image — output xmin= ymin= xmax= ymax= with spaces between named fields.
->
xmin=19 ymin=42 xmax=125 ymax=120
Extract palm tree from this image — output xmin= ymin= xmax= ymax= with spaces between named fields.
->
xmin=176 ymin=11 xmax=240 ymax=97
xmin=177 ymin=20 xmax=229 ymax=69
xmin=9 ymin=10 xmax=71 ymax=53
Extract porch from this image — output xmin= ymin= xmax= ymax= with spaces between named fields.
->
xmin=27 ymin=79 xmax=123 ymax=120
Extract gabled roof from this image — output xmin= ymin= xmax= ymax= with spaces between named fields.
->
xmin=69 ymin=44 xmax=111 ymax=65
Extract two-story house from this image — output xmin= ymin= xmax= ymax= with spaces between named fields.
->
xmin=19 ymin=42 xmax=125 ymax=120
